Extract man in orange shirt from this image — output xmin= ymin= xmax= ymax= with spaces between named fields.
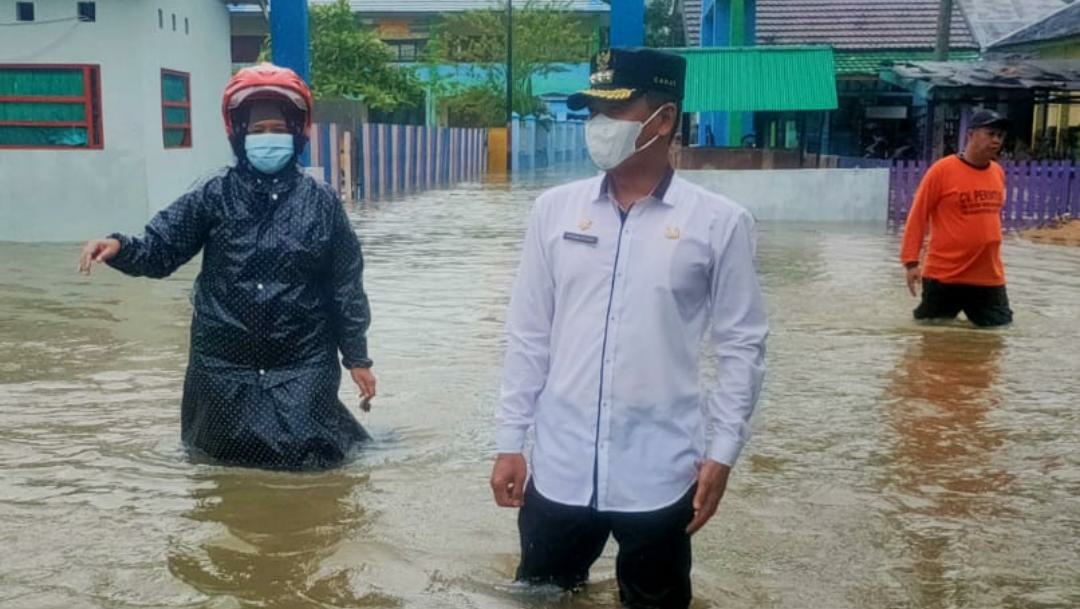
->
xmin=900 ymin=109 xmax=1014 ymax=327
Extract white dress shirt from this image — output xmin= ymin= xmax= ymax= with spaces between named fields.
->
xmin=497 ymin=171 xmax=768 ymax=512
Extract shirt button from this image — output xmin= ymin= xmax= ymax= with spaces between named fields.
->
xmin=258 ymin=369 xmax=266 ymax=376
xmin=257 ymin=283 xmax=264 ymax=290
xmin=271 ymin=193 xmax=278 ymax=201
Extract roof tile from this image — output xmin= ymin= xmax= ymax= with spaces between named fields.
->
xmin=755 ymin=0 xmax=977 ymax=50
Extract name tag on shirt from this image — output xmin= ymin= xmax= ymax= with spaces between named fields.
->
xmin=563 ymin=231 xmax=599 ymax=245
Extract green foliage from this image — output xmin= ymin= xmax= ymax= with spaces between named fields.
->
xmin=426 ymin=0 xmax=592 ymax=119
xmin=645 ymin=0 xmax=685 ymax=48
xmin=310 ymin=0 xmax=423 ymax=110
xmin=442 ymin=84 xmax=507 ymax=128
xmin=263 ymin=0 xmax=423 ymax=111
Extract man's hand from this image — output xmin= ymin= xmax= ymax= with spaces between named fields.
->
xmin=905 ymin=264 xmax=921 ymax=297
xmin=686 ymin=460 xmax=731 ymax=535
xmin=490 ymin=453 xmax=527 ymax=508
xmin=78 ymin=238 xmax=120 ymax=274
xmin=349 ymin=367 xmax=376 ymax=410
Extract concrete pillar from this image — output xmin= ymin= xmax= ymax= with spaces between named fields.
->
xmin=270 ymin=0 xmax=311 ymax=165
xmin=611 ymin=0 xmax=645 ymax=47
xmin=270 ymin=0 xmax=310 ymax=82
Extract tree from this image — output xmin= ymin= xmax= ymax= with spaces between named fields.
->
xmin=262 ymin=0 xmax=423 ymax=111
xmin=645 ymin=0 xmax=685 ymax=48
xmin=425 ymin=0 xmax=593 ymax=118
xmin=443 ymin=85 xmax=507 ymax=128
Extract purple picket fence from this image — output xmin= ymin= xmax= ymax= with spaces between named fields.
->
xmin=888 ymin=160 xmax=929 ymax=226
xmin=889 ymin=160 xmax=1078 ymax=227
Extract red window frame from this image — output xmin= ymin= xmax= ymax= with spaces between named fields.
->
xmin=0 ymin=63 xmax=104 ymax=150
xmin=161 ymin=69 xmax=192 ymax=149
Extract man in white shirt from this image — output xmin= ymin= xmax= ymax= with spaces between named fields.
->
xmin=490 ymin=48 xmax=768 ymax=608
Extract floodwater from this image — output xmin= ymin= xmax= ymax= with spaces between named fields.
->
xmin=1 ymin=173 xmax=1078 ymax=609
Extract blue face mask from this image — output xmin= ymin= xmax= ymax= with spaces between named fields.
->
xmin=244 ymin=133 xmax=294 ymax=174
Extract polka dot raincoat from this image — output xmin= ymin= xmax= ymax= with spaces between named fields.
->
xmin=108 ymin=163 xmax=371 ymax=470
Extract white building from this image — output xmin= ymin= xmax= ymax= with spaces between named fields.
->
xmin=0 ymin=0 xmax=233 ymax=242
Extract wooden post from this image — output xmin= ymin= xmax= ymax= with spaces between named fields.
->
xmin=341 ymin=130 xmax=353 ymax=202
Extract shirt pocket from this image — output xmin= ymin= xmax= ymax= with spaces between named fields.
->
xmin=550 ymin=224 xmax=617 ymax=292
xmin=637 ymin=225 xmax=711 ymax=312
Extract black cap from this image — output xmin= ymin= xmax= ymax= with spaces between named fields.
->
xmin=567 ymin=47 xmax=687 ymax=111
xmin=969 ymin=109 xmax=1011 ymax=131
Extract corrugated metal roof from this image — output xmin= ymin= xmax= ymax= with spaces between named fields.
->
xmin=684 ymin=0 xmax=702 ymax=46
xmin=674 ymin=46 xmax=838 ymax=112
xmin=655 ymin=0 xmax=1072 ymax=51
xmin=755 ymin=0 xmax=977 ymax=50
xmin=835 ymin=49 xmax=979 ymax=75
xmin=886 ymin=59 xmax=1080 ymax=91
xmin=228 ymin=0 xmax=609 ymax=13
xmin=989 ymin=2 xmax=1080 ymax=49
xmin=954 ymin=0 xmax=1069 ymax=49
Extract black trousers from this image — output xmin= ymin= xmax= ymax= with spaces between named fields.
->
xmin=914 ymin=278 xmax=1013 ymax=327
xmin=516 ymin=481 xmax=695 ymax=609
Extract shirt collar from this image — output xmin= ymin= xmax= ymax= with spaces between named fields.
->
xmin=593 ymin=166 xmax=677 ymax=207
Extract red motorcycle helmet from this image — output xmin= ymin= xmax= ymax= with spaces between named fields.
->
xmin=222 ymin=63 xmax=313 ymax=138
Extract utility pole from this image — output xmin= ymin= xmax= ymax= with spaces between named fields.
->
xmin=506 ymin=0 xmax=514 ymax=172
xmin=934 ymin=0 xmax=954 ymax=61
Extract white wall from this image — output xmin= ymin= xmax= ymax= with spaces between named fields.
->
xmin=0 ymin=0 xmax=232 ymax=242
xmin=680 ymin=169 xmax=891 ymax=223
xmin=138 ymin=0 xmax=233 ymax=215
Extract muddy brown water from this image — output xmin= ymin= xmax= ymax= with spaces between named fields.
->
xmin=1 ymin=176 xmax=1078 ymax=608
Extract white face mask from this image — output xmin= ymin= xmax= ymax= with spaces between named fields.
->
xmin=585 ymin=104 xmax=670 ymax=171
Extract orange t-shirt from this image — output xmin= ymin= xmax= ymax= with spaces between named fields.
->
xmin=900 ymin=155 xmax=1006 ymax=287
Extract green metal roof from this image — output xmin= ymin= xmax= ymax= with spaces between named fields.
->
xmin=672 ymin=46 xmax=838 ymax=113
xmin=835 ymin=50 xmax=980 ymax=75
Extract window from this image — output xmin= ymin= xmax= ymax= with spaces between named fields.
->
xmin=184 ymin=17 xmax=189 ymax=35
xmin=158 ymin=8 xmax=163 ymax=29
xmin=77 ymin=2 xmax=95 ymax=22
xmin=161 ymin=69 xmax=191 ymax=149
xmin=231 ymin=36 xmax=263 ymax=64
xmin=171 ymin=13 xmax=176 ymax=31
xmin=0 ymin=64 xmax=104 ymax=150
xmin=16 ymin=2 xmax=34 ymax=21
xmin=385 ymin=40 xmax=424 ymax=63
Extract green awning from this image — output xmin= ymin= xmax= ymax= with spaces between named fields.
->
xmin=835 ymin=50 xmax=979 ymax=76
xmin=670 ymin=46 xmax=838 ymax=113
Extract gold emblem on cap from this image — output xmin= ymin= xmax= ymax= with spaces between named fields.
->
xmin=665 ymin=226 xmax=681 ymax=240
xmin=596 ymin=50 xmax=612 ymax=71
